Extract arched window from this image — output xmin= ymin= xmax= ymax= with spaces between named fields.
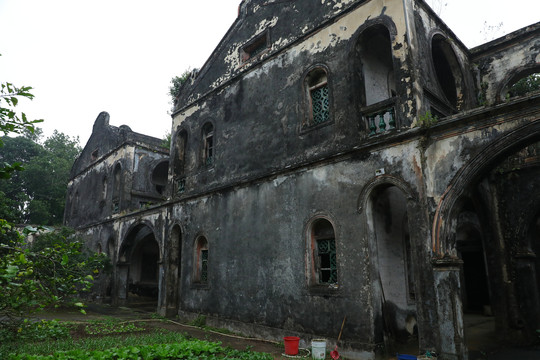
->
xmin=151 ymin=160 xmax=169 ymax=195
xmin=357 ymin=24 xmax=395 ymax=106
xmin=507 ymin=72 xmax=540 ymax=98
xmin=101 ymin=175 xmax=108 ymax=201
xmin=112 ymin=163 xmax=122 ymax=213
xmin=173 ymin=129 xmax=188 ymax=176
xmin=304 ymin=67 xmax=330 ymax=127
xmin=202 ymin=123 xmax=214 ymax=166
xmin=431 ymin=34 xmax=465 ymax=111
xmin=308 ymin=218 xmax=337 ymax=285
xmin=194 ymin=236 xmax=209 ymax=284
xmin=356 ymin=24 xmax=398 ymax=135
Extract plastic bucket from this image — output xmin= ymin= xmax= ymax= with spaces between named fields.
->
xmin=284 ymin=336 xmax=300 ymax=355
xmin=397 ymin=354 xmax=417 ymax=360
xmin=311 ymin=339 xmax=326 ymax=359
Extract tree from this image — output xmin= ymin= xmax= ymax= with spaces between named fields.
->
xmin=22 ymin=131 xmax=81 ymax=225
xmin=0 ymin=130 xmax=81 ymax=225
xmin=169 ymin=68 xmax=193 ymax=105
xmin=0 ymin=134 xmax=43 ymax=222
xmin=508 ymin=73 xmax=540 ymax=97
xmin=161 ymin=130 xmax=171 ymax=150
xmin=0 ymin=75 xmax=43 ymax=179
xmin=0 ymin=67 xmax=105 ymax=341
xmin=0 ymin=226 xmax=108 ymax=339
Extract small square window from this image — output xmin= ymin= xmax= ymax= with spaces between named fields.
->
xmin=240 ymin=32 xmax=268 ymax=63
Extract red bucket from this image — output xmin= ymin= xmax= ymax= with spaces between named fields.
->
xmin=283 ymin=336 xmax=300 ymax=355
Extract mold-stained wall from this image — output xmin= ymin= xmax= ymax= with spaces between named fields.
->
xmin=64 ymin=1 xmax=540 ymax=359
xmin=471 ymin=22 xmax=540 ymax=105
xmin=65 ymin=112 xmax=169 ymax=228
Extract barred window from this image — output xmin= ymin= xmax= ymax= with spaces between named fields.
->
xmin=305 ymin=67 xmax=330 ymax=127
xmin=317 ymin=237 xmax=337 ymax=283
xmin=308 ymin=218 xmax=338 ymax=287
xmin=200 ymin=249 xmax=208 ymax=282
xmin=195 ymin=236 xmax=209 ymax=284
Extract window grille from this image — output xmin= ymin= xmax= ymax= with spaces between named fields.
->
xmin=201 ymin=249 xmax=208 ymax=283
xmin=310 ymin=84 xmax=330 ymax=124
xmin=317 ymin=238 xmax=337 ymax=284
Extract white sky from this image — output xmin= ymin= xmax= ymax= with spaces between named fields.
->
xmin=0 ymin=0 xmax=538 ymax=145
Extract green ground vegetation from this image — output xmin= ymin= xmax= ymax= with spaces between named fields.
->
xmin=0 ymin=318 xmax=274 ymax=360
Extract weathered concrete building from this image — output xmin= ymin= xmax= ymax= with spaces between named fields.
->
xmin=65 ymin=0 xmax=540 ymax=358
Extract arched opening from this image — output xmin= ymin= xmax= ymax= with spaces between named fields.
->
xmin=368 ymin=185 xmax=418 ymax=351
xmin=100 ymin=175 xmax=108 ymax=214
xmin=118 ymin=223 xmax=160 ymax=310
xmin=455 ymin=202 xmax=490 ymax=314
xmin=194 ymin=236 xmax=209 ymax=284
xmin=356 ymin=24 xmax=396 ymax=106
xmin=173 ymin=130 xmax=188 ymax=177
xmin=307 ymin=218 xmax=338 ymax=286
xmin=437 ymin=135 xmax=540 ymax=354
xmin=151 ymin=160 xmax=169 ymax=195
xmin=431 ymin=35 xmax=464 ymax=110
xmin=112 ymin=163 xmax=122 ymax=213
xmin=506 ymin=71 xmax=540 ymax=98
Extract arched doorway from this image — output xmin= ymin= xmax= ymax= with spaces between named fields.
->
xmin=455 ymin=200 xmax=491 ymax=314
xmin=118 ymin=223 xmax=160 ymax=310
xmin=434 ymin=124 xmax=540 ymax=353
xmin=367 ymin=184 xmax=418 ymax=353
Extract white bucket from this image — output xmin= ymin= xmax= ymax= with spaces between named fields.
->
xmin=311 ymin=339 xmax=326 ymax=360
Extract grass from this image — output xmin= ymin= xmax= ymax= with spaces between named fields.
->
xmin=0 ymin=317 xmax=275 ymax=360
xmin=0 ymin=327 xmax=186 ymax=358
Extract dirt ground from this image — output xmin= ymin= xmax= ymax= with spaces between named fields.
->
xmin=36 ymin=303 xmax=540 ymax=360
xmin=35 ymin=303 xmax=313 ymax=360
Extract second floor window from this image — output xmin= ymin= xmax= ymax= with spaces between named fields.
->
xmin=305 ymin=67 xmax=330 ymax=127
xmin=202 ymin=123 xmax=214 ymax=166
xmin=195 ymin=236 xmax=209 ymax=284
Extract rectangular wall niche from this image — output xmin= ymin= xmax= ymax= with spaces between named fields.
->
xmin=240 ymin=31 xmax=269 ymax=63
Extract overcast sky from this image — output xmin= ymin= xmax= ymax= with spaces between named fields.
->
xmin=0 ymin=0 xmax=538 ymax=146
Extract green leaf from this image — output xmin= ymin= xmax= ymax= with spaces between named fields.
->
xmin=61 ymin=254 xmax=69 ymax=266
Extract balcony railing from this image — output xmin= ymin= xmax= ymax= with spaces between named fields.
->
xmin=362 ymin=98 xmax=397 ymax=136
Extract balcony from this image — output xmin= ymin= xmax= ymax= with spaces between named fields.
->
xmin=362 ymin=97 xmax=397 ymax=136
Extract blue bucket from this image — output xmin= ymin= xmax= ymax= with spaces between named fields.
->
xmin=397 ymin=354 xmax=417 ymax=360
